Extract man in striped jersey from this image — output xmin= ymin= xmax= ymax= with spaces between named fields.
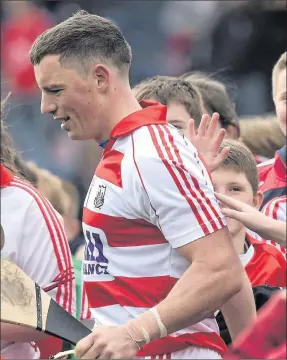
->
xmin=30 ymin=10 xmax=254 ymax=359
xmin=257 ymin=52 xmax=286 ymax=256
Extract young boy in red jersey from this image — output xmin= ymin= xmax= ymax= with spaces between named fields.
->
xmin=212 ymin=139 xmax=286 ymax=288
xmin=212 ymin=139 xmax=286 ymax=345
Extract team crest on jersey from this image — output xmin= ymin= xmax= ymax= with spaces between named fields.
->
xmin=94 ymin=185 xmax=107 ymax=209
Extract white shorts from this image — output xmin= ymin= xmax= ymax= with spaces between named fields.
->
xmin=137 ymin=346 xmax=222 ymax=359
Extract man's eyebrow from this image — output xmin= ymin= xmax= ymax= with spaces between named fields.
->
xmin=42 ymin=84 xmax=65 ymax=91
xmin=169 ymin=119 xmax=186 ymax=125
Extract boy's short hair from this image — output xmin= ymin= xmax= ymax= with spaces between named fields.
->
xmin=61 ymin=181 xmax=80 ymax=219
xmin=14 ymin=155 xmax=38 ymax=185
xmin=133 ymin=75 xmax=203 ymax=125
xmin=272 ymin=51 xmax=286 ymax=99
xmin=181 ymin=72 xmax=240 ymax=138
xmin=239 ymin=114 xmax=285 ymax=159
xmin=26 ymin=162 xmax=70 ymax=216
xmin=219 ymin=139 xmax=258 ymax=194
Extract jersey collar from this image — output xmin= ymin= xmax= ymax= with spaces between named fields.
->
xmin=110 ymin=100 xmax=167 ymax=139
xmin=239 ymin=244 xmax=255 ymax=267
xmin=0 ymin=164 xmax=14 ymax=187
xmin=239 ymin=233 xmax=256 ymax=267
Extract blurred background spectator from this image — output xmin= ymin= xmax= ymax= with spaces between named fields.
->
xmin=1 ymin=0 xmax=286 ymax=248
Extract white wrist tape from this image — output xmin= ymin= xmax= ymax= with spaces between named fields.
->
xmin=150 ymin=307 xmax=168 ymax=338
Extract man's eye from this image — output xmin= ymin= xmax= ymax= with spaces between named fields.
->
xmin=48 ymin=89 xmax=62 ymax=94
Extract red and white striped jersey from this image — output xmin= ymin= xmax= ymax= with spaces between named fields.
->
xmin=262 ymin=196 xmax=286 ymax=223
xmin=0 ymin=165 xmax=75 ymax=359
xmin=262 ymin=196 xmax=286 ymax=258
xmin=253 ymin=154 xmax=270 ymax=165
xmin=258 ymin=146 xmax=286 ymax=257
xmin=81 ymin=102 xmax=227 ymax=357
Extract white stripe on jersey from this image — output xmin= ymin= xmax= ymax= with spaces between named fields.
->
xmin=263 ymin=196 xmax=286 ymax=222
xmin=257 ymin=158 xmax=275 ymax=168
xmin=91 ymin=305 xmax=149 ymax=326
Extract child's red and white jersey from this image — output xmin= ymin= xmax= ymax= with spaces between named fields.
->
xmin=258 ymin=146 xmax=286 ymax=257
xmin=240 ymin=233 xmax=286 ymax=288
xmin=258 ymin=146 xmax=286 ymax=221
xmin=262 ymin=196 xmax=286 ymax=223
xmin=258 ymin=145 xmax=286 ymax=188
xmin=81 ymin=102 xmax=228 ymax=357
xmin=0 ymin=165 xmax=75 ymax=359
xmin=253 ymin=154 xmax=270 ymax=165
xmin=261 ymin=196 xmax=286 ymax=257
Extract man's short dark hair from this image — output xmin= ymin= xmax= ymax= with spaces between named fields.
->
xmin=30 ymin=10 xmax=132 ymax=73
xmin=133 ymin=75 xmax=203 ymax=125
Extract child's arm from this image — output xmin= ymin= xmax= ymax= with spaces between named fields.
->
xmin=215 ymin=192 xmax=286 ymax=247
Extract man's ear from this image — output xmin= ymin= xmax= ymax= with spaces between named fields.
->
xmin=91 ymin=64 xmax=110 ymax=92
xmin=253 ymin=190 xmax=264 ymax=209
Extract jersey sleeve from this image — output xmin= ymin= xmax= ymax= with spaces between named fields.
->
xmin=261 ymin=196 xmax=286 ymax=259
xmin=131 ymin=124 xmax=227 ymax=248
xmin=18 ymin=196 xmax=76 ymax=316
xmin=262 ymin=196 xmax=286 ymax=223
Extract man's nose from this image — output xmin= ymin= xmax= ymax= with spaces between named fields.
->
xmin=41 ymin=94 xmax=57 ymax=115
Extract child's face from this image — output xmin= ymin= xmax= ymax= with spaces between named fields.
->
xmin=212 ymin=168 xmax=262 ymax=237
xmin=167 ymin=101 xmax=191 ymax=137
xmin=274 ymin=68 xmax=286 ymax=136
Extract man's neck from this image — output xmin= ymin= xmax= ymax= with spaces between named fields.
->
xmin=96 ymin=86 xmax=142 ymax=144
xmin=232 ymin=227 xmax=247 ymax=255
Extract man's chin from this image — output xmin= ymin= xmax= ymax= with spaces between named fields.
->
xmin=67 ymin=131 xmax=83 ymax=141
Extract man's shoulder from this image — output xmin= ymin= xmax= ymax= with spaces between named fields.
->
xmin=2 ymin=178 xmax=37 ymax=210
xmin=131 ymin=123 xmax=189 ymax=157
xmin=3 ymin=177 xmax=60 ymax=221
